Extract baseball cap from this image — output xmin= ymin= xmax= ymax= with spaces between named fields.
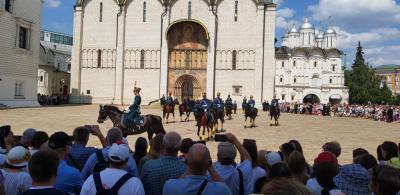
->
xmin=265 ymin=151 xmax=282 ymax=167
xmin=314 ymin=151 xmax=338 ymax=165
xmin=218 ymin=142 xmax=237 ymax=160
xmin=48 ymin=132 xmax=73 ymax=149
xmin=6 ymin=146 xmax=30 ymax=168
xmin=108 ymin=141 xmax=130 ymax=162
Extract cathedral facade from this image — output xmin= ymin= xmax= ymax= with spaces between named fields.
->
xmin=70 ymin=0 xmax=348 ymax=106
xmin=275 ymin=18 xmax=349 ymax=104
xmin=70 ymin=0 xmax=277 ymax=105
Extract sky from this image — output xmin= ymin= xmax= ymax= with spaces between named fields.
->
xmin=41 ymin=0 xmax=400 ymax=67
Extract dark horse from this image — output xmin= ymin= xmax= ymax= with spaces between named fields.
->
xmin=211 ymin=103 xmax=225 ymax=132
xmin=225 ymin=103 xmax=233 ymax=120
xmin=244 ymin=103 xmax=258 ymax=128
xmin=163 ymin=98 xmax=179 ymax=123
xmin=97 ymin=105 xmax=166 ymax=140
xmin=269 ymin=104 xmax=280 ymax=126
xmin=194 ymin=104 xmax=216 ymax=141
xmin=179 ymin=100 xmax=194 ymax=122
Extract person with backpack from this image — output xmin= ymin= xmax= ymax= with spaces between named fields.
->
xmin=81 ymin=128 xmax=138 ymax=180
xmin=163 ymin=143 xmax=231 ymax=195
xmin=214 ymin=133 xmax=253 ymax=195
xmin=81 ymin=142 xmax=145 ymax=195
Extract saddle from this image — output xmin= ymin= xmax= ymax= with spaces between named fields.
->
xmin=121 ymin=114 xmax=145 ymax=132
xmin=205 ymin=111 xmax=214 ymax=122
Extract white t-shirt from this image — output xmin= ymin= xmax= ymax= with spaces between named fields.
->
xmin=306 ymin=178 xmax=323 ymax=195
xmin=1 ymin=169 xmax=32 ymax=195
xmin=80 ymin=168 xmax=145 ymax=195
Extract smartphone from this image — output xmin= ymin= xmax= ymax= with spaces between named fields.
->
xmin=214 ymin=134 xmax=228 ymax=142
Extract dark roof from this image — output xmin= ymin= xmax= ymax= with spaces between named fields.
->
xmin=275 ymin=47 xmax=343 ymax=59
xmin=374 ymin=64 xmax=400 ymax=70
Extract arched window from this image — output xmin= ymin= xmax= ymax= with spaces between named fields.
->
xmin=293 ymin=61 xmax=296 ymax=67
xmin=281 ymin=61 xmax=284 ymax=68
xmin=5 ymin=0 xmax=12 ymax=12
xmin=234 ymin=0 xmax=238 ymax=22
xmin=281 ymin=94 xmax=285 ymax=100
xmin=188 ymin=1 xmax=192 ymax=19
xmin=99 ymin=2 xmax=103 ymax=22
xmin=279 ymin=77 xmax=283 ymax=83
xmin=232 ymin=50 xmax=237 ymax=70
xmin=143 ymin=2 xmax=146 ymax=22
xmin=329 ymin=78 xmax=333 ymax=84
xmin=293 ymin=77 xmax=297 ymax=83
xmin=314 ymin=61 xmax=317 ymax=68
xmin=97 ymin=49 xmax=102 ymax=68
xmin=140 ymin=50 xmax=145 ymax=69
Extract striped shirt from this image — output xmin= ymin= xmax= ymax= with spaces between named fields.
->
xmin=1 ymin=169 xmax=32 ymax=195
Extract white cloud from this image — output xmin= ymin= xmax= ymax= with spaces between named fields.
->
xmin=336 ymin=27 xmax=400 ymax=49
xmin=364 ymin=45 xmax=400 ymax=66
xmin=276 ymin=8 xmax=298 ymax=30
xmin=308 ymin=0 xmax=400 ymax=31
xmin=273 ymin=0 xmax=284 ymax=6
xmin=45 ymin=0 xmax=61 ymax=8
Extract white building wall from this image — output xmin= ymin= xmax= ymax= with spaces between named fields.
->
xmin=0 ymin=0 xmax=42 ymax=107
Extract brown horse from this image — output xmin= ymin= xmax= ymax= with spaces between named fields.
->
xmin=244 ymin=103 xmax=258 ymax=128
xmin=225 ymin=104 xmax=233 ymax=120
xmin=211 ymin=103 xmax=225 ymax=132
xmin=163 ymin=98 xmax=179 ymax=123
xmin=194 ymin=106 xmax=216 ymax=141
xmin=97 ymin=105 xmax=165 ymax=140
xmin=178 ymin=103 xmax=191 ymax=122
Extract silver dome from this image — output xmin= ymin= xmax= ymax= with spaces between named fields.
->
xmin=325 ymin=27 xmax=336 ymax=35
xmin=316 ymin=33 xmax=324 ymax=39
xmin=300 ymin=17 xmax=314 ymax=30
xmin=289 ymin=25 xmax=299 ymax=34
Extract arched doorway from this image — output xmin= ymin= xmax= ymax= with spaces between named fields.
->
xmin=303 ymin=94 xmax=320 ymax=104
xmin=166 ymin=20 xmax=208 ymax=99
xmin=329 ymin=94 xmax=342 ymax=104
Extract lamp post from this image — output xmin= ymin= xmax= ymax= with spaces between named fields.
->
xmin=210 ymin=0 xmax=218 ymax=99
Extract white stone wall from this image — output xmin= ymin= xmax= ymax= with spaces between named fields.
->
xmin=0 ymin=0 xmax=42 ymax=107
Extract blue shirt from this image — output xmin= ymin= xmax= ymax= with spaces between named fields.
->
xmin=55 ymin=160 xmax=84 ymax=195
xmin=81 ymin=146 xmax=139 ymax=180
xmin=140 ymin=156 xmax=187 ymax=195
xmin=66 ymin=143 xmax=98 ymax=170
xmin=163 ymin=175 xmax=232 ymax=195
xmin=214 ymin=160 xmax=253 ymax=195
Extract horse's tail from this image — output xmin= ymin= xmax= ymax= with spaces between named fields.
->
xmin=149 ymin=114 xmax=166 ymax=135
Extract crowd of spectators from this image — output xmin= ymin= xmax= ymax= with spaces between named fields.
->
xmin=0 ymin=125 xmax=399 ymax=195
xmin=278 ymin=102 xmax=400 ymax=123
xmin=37 ymin=94 xmax=69 ymax=105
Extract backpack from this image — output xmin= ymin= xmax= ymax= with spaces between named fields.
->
xmin=93 ymin=172 xmax=132 ymax=195
xmin=67 ymin=153 xmax=83 ymax=171
xmin=93 ymin=150 xmax=109 ymax=173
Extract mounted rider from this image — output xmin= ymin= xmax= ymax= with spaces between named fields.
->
xmin=213 ymin=92 xmax=224 ymax=110
xmin=225 ymin=94 xmax=233 ymax=107
xmin=122 ymin=86 xmax=144 ymax=131
xmin=242 ymin=96 xmax=247 ymax=113
xmin=160 ymin=94 xmax=166 ymax=106
xmin=166 ymin=92 xmax=174 ymax=106
xmin=270 ymin=95 xmax=279 ymax=110
xmin=248 ymin=95 xmax=256 ymax=108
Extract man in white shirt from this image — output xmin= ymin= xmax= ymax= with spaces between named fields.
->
xmin=80 ymin=141 xmax=145 ymax=195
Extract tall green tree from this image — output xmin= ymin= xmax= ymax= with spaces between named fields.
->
xmin=345 ymin=41 xmax=393 ymax=104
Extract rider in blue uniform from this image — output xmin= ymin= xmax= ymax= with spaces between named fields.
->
xmin=248 ymin=95 xmax=256 ymax=108
xmin=270 ymin=95 xmax=279 ymax=110
xmin=225 ymin=94 xmax=233 ymax=106
xmin=213 ymin=92 xmax=224 ymax=109
xmin=166 ymin=92 xmax=174 ymax=106
xmin=123 ymin=87 xmax=142 ymax=130
xmin=160 ymin=94 xmax=166 ymax=106
xmin=201 ymin=92 xmax=211 ymax=111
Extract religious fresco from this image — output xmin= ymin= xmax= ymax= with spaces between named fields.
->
xmin=167 ymin=22 xmax=208 ymax=50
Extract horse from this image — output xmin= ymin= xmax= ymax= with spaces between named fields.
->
xmin=194 ymin=105 xmax=216 ymax=141
xmin=225 ymin=103 xmax=233 ymax=120
xmin=211 ymin=103 xmax=225 ymax=132
xmin=163 ymin=98 xmax=179 ymax=123
xmin=178 ymin=100 xmax=193 ymax=122
xmin=269 ymin=104 xmax=280 ymax=126
xmin=244 ymin=103 xmax=258 ymax=128
xmin=97 ymin=105 xmax=166 ymax=141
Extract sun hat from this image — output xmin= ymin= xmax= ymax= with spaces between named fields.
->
xmin=6 ymin=146 xmax=30 ymax=168
xmin=314 ymin=151 xmax=338 ymax=165
xmin=333 ymin=164 xmax=370 ymax=195
xmin=108 ymin=141 xmax=130 ymax=163
xmin=265 ymin=152 xmax=282 ymax=167
xmin=218 ymin=142 xmax=237 ymax=160
xmin=48 ymin=132 xmax=73 ymax=149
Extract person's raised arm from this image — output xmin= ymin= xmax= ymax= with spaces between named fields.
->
xmin=225 ymin=133 xmax=251 ymax=162
xmin=91 ymin=126 xmax=107 ymax=148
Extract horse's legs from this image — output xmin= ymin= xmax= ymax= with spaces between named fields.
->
xmin=244 ymin=117 xmax=247 ymax=128
xmin=221 ymin=121 xmax=224 ymax=131
xmin=197 ymin=125 xmax=200 ymax=137
xmin=202 ymin=125 xmax=205 ymax=136
xmin=148 ymin=131 xmax=154 ymax=142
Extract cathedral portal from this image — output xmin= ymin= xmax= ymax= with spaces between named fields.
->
xmin=167 ymin=20 xmax=208 ymax=100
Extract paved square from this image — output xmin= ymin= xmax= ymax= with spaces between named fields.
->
xmin=0 ymin=105 xmax=398 ymax=163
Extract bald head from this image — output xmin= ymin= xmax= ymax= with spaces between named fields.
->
xmin=187 ymin=144 xmax=211 ymax=175
xmin=163 ymin=131 xmax=181 ymax=155
xmin=107 ymin=128 xmax=122 ymax=145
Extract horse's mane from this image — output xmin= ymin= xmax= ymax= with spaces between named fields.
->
xmin=104 ymin=105 xmax=124 ymax=114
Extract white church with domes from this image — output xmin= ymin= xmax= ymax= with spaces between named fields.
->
xmin=69 ymin=0 xmax=347 ymax=106
xmin=274 ymin=17 xmax=348 ymax=104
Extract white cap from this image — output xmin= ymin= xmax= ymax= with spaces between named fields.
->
xmin=265 ymin=151 xmax=282 ymax=167
xmin=108 ymin=142 xmax=130 ymax=162
xmin=7 ymin=146 xmax=30 ymax=167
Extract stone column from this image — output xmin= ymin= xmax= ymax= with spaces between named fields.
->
xmin=159 ymin=8 xmax=170 ymax=98
xmin=114 ymin=6 xmax=126 ymax=105
xmin=254 ymin=4 xmax=265 ymax=106
xmin=262 ymin=4 xmax=277 ymax=102
xmin=207 ymin=8 xmax=216 ymax=98
xmin=70 ymin=6 xmax=84 ymax=103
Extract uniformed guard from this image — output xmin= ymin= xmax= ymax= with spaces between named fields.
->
xmin=123 ymin=86 xmax=142 ymax=129
xmin=166 ymin=92 xmax=174 ymax=106
xmin=214 ymin=92 xmax=224 ymax=108
xmin=248 ymin=95 xmax=255 ymax=108
xmin=201 ymin=92 xmax=211 ymax=111
xmin=225 ymin=94 xmax=233 ymax=106
xmin=242 ymin=96 xmax=247 ymax=113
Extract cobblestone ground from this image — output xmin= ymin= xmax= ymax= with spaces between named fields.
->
xmin=1 ymin=105 xmax=399 ymax=163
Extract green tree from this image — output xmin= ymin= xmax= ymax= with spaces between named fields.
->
xmin=344 ymin=41 xmax=394 ymax=104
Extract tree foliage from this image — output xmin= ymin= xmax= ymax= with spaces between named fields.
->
xmin=344 ymin=42 xmax=395 ymax=104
